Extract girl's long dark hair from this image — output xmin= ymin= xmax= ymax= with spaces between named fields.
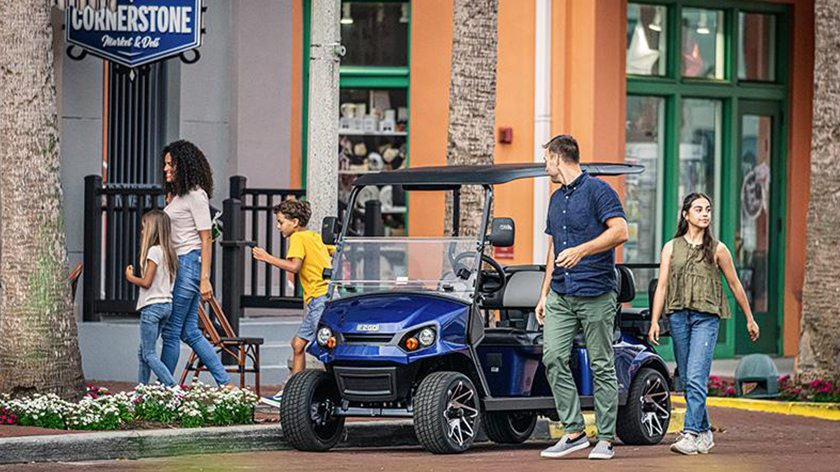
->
xmin=675 ymin=192 xmax=716 ymax=264
xmin=162 ymin=140 xmax=214 ymax=198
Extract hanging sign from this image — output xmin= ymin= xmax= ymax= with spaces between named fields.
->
xmin=66 ymin=0 xmax=202 ymax=68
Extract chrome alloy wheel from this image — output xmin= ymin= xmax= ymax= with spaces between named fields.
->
xmin=443 ymin=380 xmax=480 ymax=446
xmin=639 ymin=375 xmax=670 ymax=438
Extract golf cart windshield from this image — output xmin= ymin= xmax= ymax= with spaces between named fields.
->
xmin=329 ymin=237 xmax=480 ymax=303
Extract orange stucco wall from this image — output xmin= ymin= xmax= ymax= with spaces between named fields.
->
xmin=780 ymin=0 xmax=814 ymax=357
xmin=289 ymin=0 xmax=303 ymax=189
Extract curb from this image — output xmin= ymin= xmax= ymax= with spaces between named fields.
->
xmin=0 ymin=409 xmax=686 ymax=465
xmin=672 ymin=395 xmax=840 ymax=421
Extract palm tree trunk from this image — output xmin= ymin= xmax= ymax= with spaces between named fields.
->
xmin=444 ymin=0 xmax=498 ymax=237
xmin=0 ymin=0 xmax=84 ymax=399
xmin=797 ymin=0 xmax=840 ymax=381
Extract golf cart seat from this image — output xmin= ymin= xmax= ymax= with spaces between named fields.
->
xmin=482 ymin=264 xmax=636 ymax=348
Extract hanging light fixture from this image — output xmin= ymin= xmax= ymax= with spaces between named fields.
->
xmin=649 ymin=8 xmax=662 ymax=32
xmin=697 ymin=10 xmax=711 ymax=35
xmin=399 ymin=3 xmax=410 ymax=24
xmin=340 ymin=3 xmax=354 ymax=25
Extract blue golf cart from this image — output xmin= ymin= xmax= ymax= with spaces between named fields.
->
xmin=279 ymin=163 xmax=672 ymax=454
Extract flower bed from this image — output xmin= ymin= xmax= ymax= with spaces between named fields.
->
xmin=707 ymin=374 xmax=840 ymax=403
xmin=0 ymin=382 xmax=258 ymax=431
xmin=778 ymin=376 xmax=840 ymax=403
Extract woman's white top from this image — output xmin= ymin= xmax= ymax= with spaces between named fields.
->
xmin=136 ymin=245 xmax=174 ymax=310
xmin=164 ymin=187 xmax=212 ymax=256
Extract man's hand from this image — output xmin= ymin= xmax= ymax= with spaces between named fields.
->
xmin=535 ymin=296 xmax=547 ymax=325
xmin=252 ymin=247 xmax=269 ymax=262
xmin=555 ymin=246 xmax=587 ymax=269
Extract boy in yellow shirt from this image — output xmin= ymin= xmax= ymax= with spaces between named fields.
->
xmin=252 ymin=199 xmax=333 ymax=407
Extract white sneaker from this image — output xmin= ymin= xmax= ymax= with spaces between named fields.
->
xmin=670 ymin=432 xmax=699 ymax=455
xmin=697 ymin=430 xmax=714 ymax=454
xmin=259 ymin=391 xmax=283 ymax=408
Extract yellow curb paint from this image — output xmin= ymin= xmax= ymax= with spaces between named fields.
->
xmin=547 ymin=408 xmax=685 ymax=439
xmin=672 ymin=395 xmax=840 ymax=421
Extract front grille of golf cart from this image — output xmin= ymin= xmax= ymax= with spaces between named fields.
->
xmin=342 ymin=333 xmax=395 ymax=345
xmin=334 ymin=366 xmax=398 ymax=401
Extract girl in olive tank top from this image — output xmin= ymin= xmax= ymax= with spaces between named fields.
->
xmin=649 ymin=193 xmax=760 ymax=456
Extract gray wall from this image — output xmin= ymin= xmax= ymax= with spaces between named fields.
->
xmin=230 ymin=0 xmax=295 ymax=189
xmin=55 ymin=1 xmax=296 ymax=318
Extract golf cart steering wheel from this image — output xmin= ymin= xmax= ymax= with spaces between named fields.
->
xmin=451 ymin=252 xmax=507 ymax=295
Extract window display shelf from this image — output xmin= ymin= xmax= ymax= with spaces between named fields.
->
xmin=339 ymin=130 xmax=407 ymax=137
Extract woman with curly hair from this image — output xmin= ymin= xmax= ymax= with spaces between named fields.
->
xmin=159 ymin=139 xmax=231 ymax=387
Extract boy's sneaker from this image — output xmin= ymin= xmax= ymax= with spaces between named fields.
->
xmin=260 ymin=391 xmax=283 ymax=408
xmin=670 ymin=432 xmax=699 ymax=455
xmin=540 ymin=433 xmax=590 ymax=459
xmin=588 ymin=440 xmax=614 ymax=460
xmin=697 ymin=430 xmax=714 ymax=454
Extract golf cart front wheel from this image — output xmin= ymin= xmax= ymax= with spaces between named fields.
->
xmin=616 ymin=367 xmax=671 ymax=445
xmin=414 ymin=372 xmax=481 ymax=454
xmin=280 ymin=369 xmax=346 ymax=452
xmin=483 ymin=411 xmax=537 ymax=444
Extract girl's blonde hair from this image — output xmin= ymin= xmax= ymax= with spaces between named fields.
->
xmin=139 ymin=210 xmax=178 ymax=283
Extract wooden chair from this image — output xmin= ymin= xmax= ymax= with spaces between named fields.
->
xmin=180 ymin=297 xmax=263 ymax=396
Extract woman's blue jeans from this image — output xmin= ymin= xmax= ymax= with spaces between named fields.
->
xmin=138 ymin=303 xmax=177 ymax=387
xmin=160 ymin=249 xmax=230 ymax=386
xmin=669 ymin=309 xmax=720 ymax=435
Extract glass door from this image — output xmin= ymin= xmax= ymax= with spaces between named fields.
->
xmin=734 ymin=101 xmax=783 ymax=355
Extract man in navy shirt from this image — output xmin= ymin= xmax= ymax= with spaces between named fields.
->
xmin=536 ymin=135 xmax=628 ymax=461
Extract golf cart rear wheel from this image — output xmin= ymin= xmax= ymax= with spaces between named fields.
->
xmin=414 ymin=372 xmax=481 ymax=454
xmin=483 ymin=411 xmax=537 ymax=444
xmin=280 ymin=370 xmax=346 ymax=452
xmin=616 ymin=367 xmax=671 ymax=445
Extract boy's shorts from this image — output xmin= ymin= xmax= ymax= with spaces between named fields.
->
xmin=297 ymin=295 xmax=326 ymax=342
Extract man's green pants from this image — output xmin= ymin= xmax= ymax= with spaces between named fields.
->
xmin=542 ymin=290 xmax=618 ymax=441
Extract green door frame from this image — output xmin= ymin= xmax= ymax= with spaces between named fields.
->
xmin=734 ymin=100 xmax=786 ymax=356
xmin=626 ymin=0 xmax=790 ymax=360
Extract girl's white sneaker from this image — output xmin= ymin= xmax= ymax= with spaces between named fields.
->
xmin=670 ymin=432 xmax=699 ymax=455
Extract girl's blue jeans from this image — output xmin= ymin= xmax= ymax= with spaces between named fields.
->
xmin=160 ymin=249 xmax=230 ymax=386
xmin=138 ymin=303 xmax=177 ymax=387
xmin=669 ymin=309 xmax=720 ymax=435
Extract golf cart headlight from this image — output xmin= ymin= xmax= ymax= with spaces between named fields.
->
xmin=316 ymin=327 xmax=333 ymax=347
xmin=418 ymin=328 xmax=436 ymax=347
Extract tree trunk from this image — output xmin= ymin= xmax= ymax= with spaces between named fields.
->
xmin=0 ymin=0 xmax=84 ymax=399
xmin=797 ymin=0 xmax=840 ymax=381
xmin=444 ymin=0 xmax=498 ymax=237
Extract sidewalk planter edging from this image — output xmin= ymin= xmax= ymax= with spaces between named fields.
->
xmin=672 ymin=395 xmax=840 ymax=421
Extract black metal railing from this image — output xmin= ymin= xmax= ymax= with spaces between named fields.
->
xmin=83 ymin=174 xmax=384 ymax=326
xmin=83 ymin=175 xmax=222 ymax=321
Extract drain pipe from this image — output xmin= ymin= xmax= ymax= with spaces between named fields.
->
xmin=532 ymin=0 xmax=552 ymax=263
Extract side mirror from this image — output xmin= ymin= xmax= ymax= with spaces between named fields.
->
xmin=322 ymin=217 xmax=340 ymax=245
xmin=488 ymin=217 xmax=515 ymax=247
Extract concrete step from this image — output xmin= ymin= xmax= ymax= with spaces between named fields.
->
xmin=79 ymin=319 xmax=301 ymax=385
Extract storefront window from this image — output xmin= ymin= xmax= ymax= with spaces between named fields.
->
xmin=682 ymin=8 xmax=725 ymax=79
xmin=627 ymin=4 xmax=667 ymax=76
xmin=739 ymin=13 xmax=776 ymax=82
xmin=340 ymin=2 xmax=410 ymax=67
xmin=625 ymin=96 xmax=665 ymax=290
xmin=680 ymin=99 xmax=722 ymax=231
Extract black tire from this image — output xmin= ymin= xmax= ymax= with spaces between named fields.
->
xmin=616 ymin=367 xmax=671 ymax=445
xmin=414 ymin=372 xmax=482 ymax=454
xmin=483 ymin=411 xmax=537 ymax=444
xmin=280 ymin=370 xmax=346 ymax=452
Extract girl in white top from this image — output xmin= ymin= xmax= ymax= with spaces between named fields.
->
xmin=126 ymin=210 xmax=179 ymax=387
xmin=159 ymin=140 xmax=231 ymax=387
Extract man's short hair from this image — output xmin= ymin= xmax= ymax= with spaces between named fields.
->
xmin=273 ymin=199 xmax=312 ymax=227
xmin=543 ymin=135 xmax=580 ymax=164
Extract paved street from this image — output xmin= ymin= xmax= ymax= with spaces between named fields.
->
xmin=3 ymin=406 xmax=838 ymax=472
